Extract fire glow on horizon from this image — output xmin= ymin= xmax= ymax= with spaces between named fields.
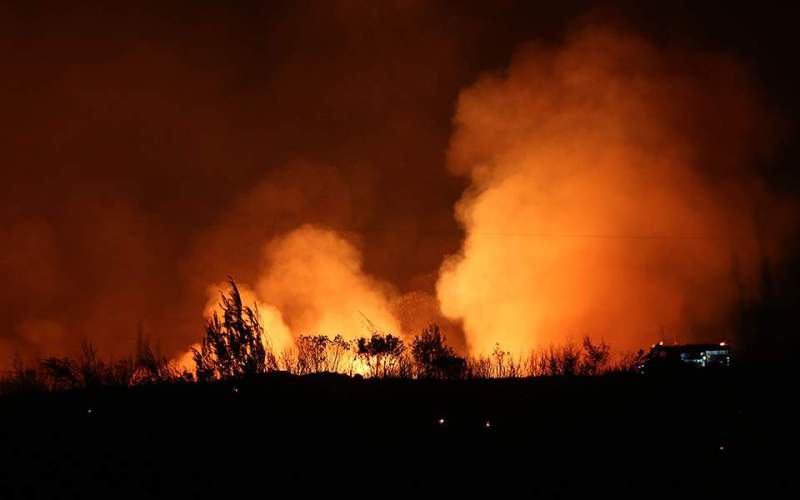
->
xmin=1 ymin=11 xmax=795 ymax=368
xmin=184 ymin=26 xmax=792 ymax=362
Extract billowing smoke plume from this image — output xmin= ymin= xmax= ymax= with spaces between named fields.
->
xmin=196 ymin=225 xmax=403 ymax=358
xmin=437 ymin=26 xmax=792 ymax=355
xmin=0 ymin=1 xmax=471 ymax=367
xmin=1 ymin=2 xmax=797 ymax=368
xmin=196 ymin=224 xmax=461 ymax=357
xmin=254 ymin=225 xmax=401 ymax=343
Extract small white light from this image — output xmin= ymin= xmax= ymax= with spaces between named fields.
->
xmin=484 ymin=421 xmax=492 ymax=428
xmin=437 ymin=418 xmax=445 ymax=425
xmin=233 ymin=387 xmax=239 ymax=394
xmin=720 ymin=342 xmax=727 ymax=347
xmin=87 ymin=408 xmax=93 ymax=414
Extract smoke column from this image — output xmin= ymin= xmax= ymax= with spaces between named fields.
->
xmin=254 ymin=225 xmax=402 ymax=342
xmin=437 ymin=25 xmax=791 ymax=355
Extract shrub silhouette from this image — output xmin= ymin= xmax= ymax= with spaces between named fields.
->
xmin=579 ymin=336 xmax=610 ymax=375
xmin=130 ymin=334 xmax=182 ymax=384
xmin=491 ymin=344 xmax=514 ymax=377
xmin=296 ymin=334 xmax=351 ymax=374
xmin=461 ymin=337 xmax=614 ymax=378
xmin=411 ymin=325 xmax=465 ymax=379
xmin=193 ymin=278 xmax=268 ymax=381
xmin=41 ymin=341 xmax=138 ymax=389
xmin=296 ymin=335 xmax=329 ymax=374
xmin=326 ymin=335 xmax=351 ymax=373
xmin=537 ymin=343 xmax=582 ymax=376
xmin=356 ymin=333 xmax=406 ymax=378
xmin=2 ymin=309 xmax=628 ymax=394
xmin=41 ymin=357 xmax=80 ymax=390
xmin=465 ymin=344 xmax=524 ymax=378
xmin=1 ymin=355 xmax=45 ymax=394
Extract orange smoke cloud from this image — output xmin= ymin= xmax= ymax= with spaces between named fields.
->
xmin=437 ymin=26 xmax=792 ymax=355
xmin=256 ymin=225 xmax=402 ymax=340
xmin=2 ymin=4 xmax=796 ymax=370
xmin=198 ymin=225 xmax=403 ymax=358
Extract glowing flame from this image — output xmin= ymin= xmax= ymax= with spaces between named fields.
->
xmin=254 ymin=225 xmax=402 ymax=341
xmin=349 ymin=357 xmax=371 ymax=377
xmin=176 ymin=225 xmax=406 ymax=375
xmin=175 ymin=343 xmax=199 ymax=373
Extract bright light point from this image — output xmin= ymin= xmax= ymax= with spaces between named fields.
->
xmin=233 ymin=387 xmax=239 ymax=393
xmin=484 ymin=421 xmax=492 ymax=428
xmin=87 ymin=409 xmax=93 ymax=414
xmin=720 ymin=342 xmax=727 ymax=346
xmin=437 ymin=418 xmax=445 ymax=425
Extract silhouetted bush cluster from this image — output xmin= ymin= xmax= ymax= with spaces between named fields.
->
xmin=412 ymin=325 xmax=466 ymax=379
xmin=184 ymin=280 xmax=622 ymax=380
xmin=283 ymin=334 xmax=352 ymax=374
xmin=1 ymin=279 xmax=632 ymax=394
xmin=192 ymin=278 xmax=274 ymax=381
xmin=0 ymin=336 xmax=186 ymax=395
xmin=356 ymin=333 xmax=408 ymax=377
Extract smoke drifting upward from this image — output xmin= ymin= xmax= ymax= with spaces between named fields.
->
xmin=200 ymin=225 xmax=454 ymax=355
xmin=1 ymin=2 xmax=798 ymax=368
xmin=438 ymin=26 xmax=792 ymax=355
xmin=254 ymin=225 xmax=401 ymax=343
xmin=0 ymin=0 xmax=475 ymax=367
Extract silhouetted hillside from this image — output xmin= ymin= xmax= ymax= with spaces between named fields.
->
xmin=1 ymin=369 xmax=797 ymax=497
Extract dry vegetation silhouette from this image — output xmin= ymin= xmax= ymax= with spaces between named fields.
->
xmin=0 ymin=279 xmax=638 ymax=395
xmin=1 ymin=279 xmax=793 ymax=498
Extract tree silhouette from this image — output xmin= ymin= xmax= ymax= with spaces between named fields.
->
xmin=41 ymin=340 xmax=145 ymax=389
xmin=296 ymin=335 xmax=329 ymax=374
xmin=411 ymin=324 xmax=465 ymax=379
xmin=296 ymin=334 xmax=351 ymax=374
xmin=579 ymin=336 xmax=610 ymax=375
xmin=356 ymin=333 xmax=405 ymax=378
xmin=193 ymin=278 xmax=268 ymax=381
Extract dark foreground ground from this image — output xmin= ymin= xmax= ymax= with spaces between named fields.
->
xmin=1 ymin=369 xmax=798 ymax=498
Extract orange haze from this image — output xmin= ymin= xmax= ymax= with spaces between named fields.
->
xmin=197 ymin=27 xmax=792 ymax=359
xmin=0 ymin=4 xmax=795 ymax=367
xmin=437 ymin=26 xmax=791 ymax=355
xmin=197 ymin=225 xmax=451 ymax=355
